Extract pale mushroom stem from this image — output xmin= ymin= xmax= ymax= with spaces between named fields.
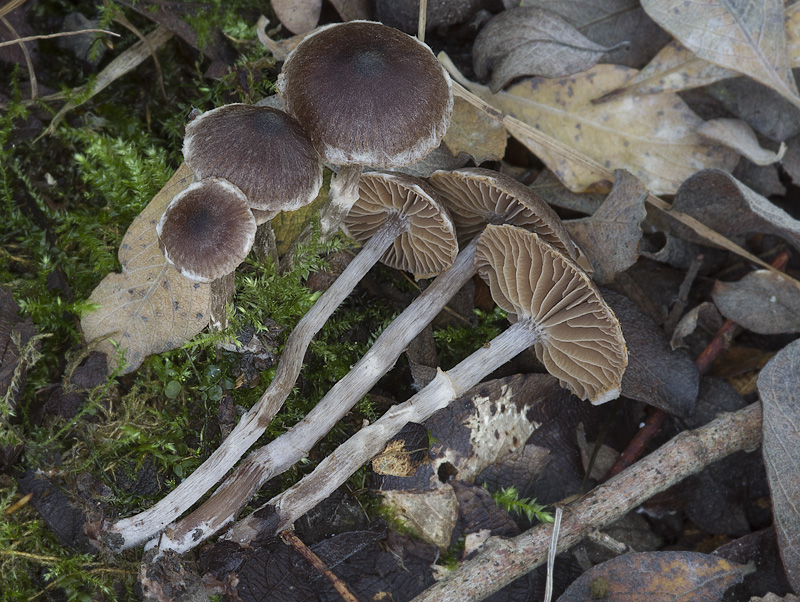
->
xmin=281 ymin=165 xmax=362 ymax=272
xmin=225 ymin=319 xmax=542 ymax=543
xmin=153 ymin=236 xmax=483 ymax=553
xmin=106 ymin=212 xmax=407 ymax=551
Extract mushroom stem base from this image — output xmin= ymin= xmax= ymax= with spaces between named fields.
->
xmin=106 ymin=212 xmax=406 ymax=551
xmin=224 ymin=319 xmax=543 ymax=543
xmin=154 ymin=237 xmax=482 ymax=553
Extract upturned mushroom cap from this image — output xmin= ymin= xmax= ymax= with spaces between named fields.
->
xmin=157 ymin=178 xmax=257 ymax=283
xmin=475 ymin=224 xmax=627 ymax=404
xmin=183 ymin=104 xmax=323 ymax=212
xmin=343 ymin=172 xmax=458 ymax=279
xmin=277 ymin=21 xmax=453 ymax=168
xmin=429 ymin=168 xmax=591 ymax=273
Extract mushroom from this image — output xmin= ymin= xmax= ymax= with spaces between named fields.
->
xmin=221 ymin=224 xmax=627 ymax=543
xmin=105 ymin=171 xmax=457 ymax=551
xmin=156 ymin=177 xmax=257 ymax=283
xmin=183 ymin=103 xmax=322 ymax=213
xmin=277 ymin=20 xmax=453 ymax=243
xmin=149 ymin=174 xmax=598 ymax=553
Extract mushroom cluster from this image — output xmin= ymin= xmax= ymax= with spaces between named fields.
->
xmin=113 ymin=19 xmax=628 ymax=555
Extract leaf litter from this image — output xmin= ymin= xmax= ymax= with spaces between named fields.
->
xmin=4 ymin=0 xmax=800 ymax=601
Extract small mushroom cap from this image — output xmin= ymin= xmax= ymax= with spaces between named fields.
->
xmin=475 ymin=224 xmax=627 ymax=404
xmin=157 ymin=178 xmax=257 ymax=283
xmin=343 ymin=172 xmax=458 ymax=279
xmin=277 ymin=21 xmax=453 ymax=168
xmin=183 ymin=104 xmax=322 ymax=212
xmin=429 ymin=168 xmax=591 ymax=272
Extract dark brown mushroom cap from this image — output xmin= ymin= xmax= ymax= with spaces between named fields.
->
xmin=343 ymin=172 xmax=458 ymax=279
xmin=475 ymin=224 xmax=627 ymax=404
xmin=428 ymin=168 xmax=586 ymax=264
xmin=277 ymin=21 xmax=453 ymax=168
xmin=157 ymin=178 xmax=257 ymax=283
xmin=183 ymin=104 xmax=322 ymax=212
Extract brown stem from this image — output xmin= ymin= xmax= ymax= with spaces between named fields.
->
xmin=411 ymin=402 xmax=763 ymax=602
xmin=281 ymin=530 xmax=360 ymax=602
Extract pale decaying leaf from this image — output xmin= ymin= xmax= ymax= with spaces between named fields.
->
xmin=641 ymin=0 xmax=800 ymax=109
xmin=602 ymin=4 xmax=800 ymax=103
xmin=442 ymin=96 xmax=507 ymax=164
xmin=757 ymin=339 xmax=800 ymax=593
xmin=712 ymin=271 xmax=800 ymax=335
xmin=698 ymin=119 xmax=786 ymax=166
xmin=82 ymin=164 xmax=211 ymax=374
xmin=565 ymin=169 xmax=647 ymax=284
xmin=559 ymin=551 xmax=749 ymax=601
xmin=669 ymin=170 xmax=800 ymax=252
xmin=519 ymin=0 xmax=672 ymax=69
xmin=473 ymin=6 xmax=626 ymax=93
xmin=462 ymin=63 xmax=739 ymax=194
xmin=271 ymin=0 xmax=321 ymax=35
xmin=596 ymin=40 xmax=738 ymax=101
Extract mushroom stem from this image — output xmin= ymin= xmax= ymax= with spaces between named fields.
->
xmin=152 ymin=236 xmax=483 ymax=553
xmin=105 ymin=212 xmax=408 ymax=551
xmin=225 ymin=319 xmax=543 ymax=543
xmin=280 ymin=165 xmax=362 ymax=272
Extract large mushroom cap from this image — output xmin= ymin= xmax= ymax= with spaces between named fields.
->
xmin=157 ymin=178 xmax=257 ymax=283
xmin=183 ymin=104 xmax=322 ymax=212
xmin=343 ymin=172 xmax=458 ymax=279
xmin=475 ymin=224 xmax=627 ymax=404
xmin=277 ymin=21 xmax=453 ymax=168
xmin=429 ymin=168 xmax=589 ymax=269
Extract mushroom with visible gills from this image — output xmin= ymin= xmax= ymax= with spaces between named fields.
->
xmin=150 ymin=167 xmax=590 ymax=553
xmin=104 ymin=171 xmax=457 ymax=551
xmin=204 ymin=224 xmax=629 ymax=546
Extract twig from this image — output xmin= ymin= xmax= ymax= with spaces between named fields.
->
xmin=281 ymin=530 xmax=360 ymax=602
xmin=606 ymin=247 xmax=791 ymax=479
xmin=0 ymin=28 xmax=119 ymax=48
xmin=417 ymin=0 xmax=427 ymax=42
xmin=410 ymin=402 xmax=763 ymax=602
xmin=0 ymin=11 xmax=37 ymax=100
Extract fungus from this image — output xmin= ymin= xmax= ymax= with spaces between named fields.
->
xmin=106 ymin=172 xmax=456 ymax=551
xmin=220 ymin=224 xmax=627 ymax=541
xmin=151 ymin=168 xmax=588 ymax=552
xmin=183 ymin=103 xmax=322 ymax=213
xmin=156 ymin=177 xmax=257 ymax=283
xmin=277 ymin=20 xmax=453 ymax=240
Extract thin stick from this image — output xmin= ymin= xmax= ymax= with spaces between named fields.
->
xmin=410 ymin=402 xmax=763 ymax=602
xmin=0 ymin=28 xmax=120 ymax=48
xmin=418 ymin=0 xmax=428 ymax=42
xmin=281 ymin=530 xmax=360 ymax=602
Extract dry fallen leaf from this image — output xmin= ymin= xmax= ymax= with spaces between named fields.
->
xmin=604 ymin=290 xmax=699 ymax=417
xmin=271 ymin=0 xmax=321 ymax=35
xmin=81 ymin=163 xmax=211 ymax=373
xmin=758 ymin=339 xmax=800 ymax=593
xmin=442 ymin=96 xmax=507 ymax=164
xmin=565 ymin=169 xmax=647 ymax=284
xmin=519 ymin=0 xmax=671 ymax=69
xmin=462 ymin=63 xmax=739 ymax=194
xmin=712 ymin=271 xmax=800 ymax=335
xmin=641 ymin=0 xmax=800 ymax=109
xmin=698 ymin=118 xmax=786 ymax=166
xmin=559 ymin=551 xmax=750 ymax=601
xmin=327 ymin=0 xmax=372 ymax=21
xmin=530 ymin=169 xmax=605 ymax=215
xmin=669 ymin=169 xmax=800 ymax=253
xmin=473 ymin=6 xmax=626 ymax=92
